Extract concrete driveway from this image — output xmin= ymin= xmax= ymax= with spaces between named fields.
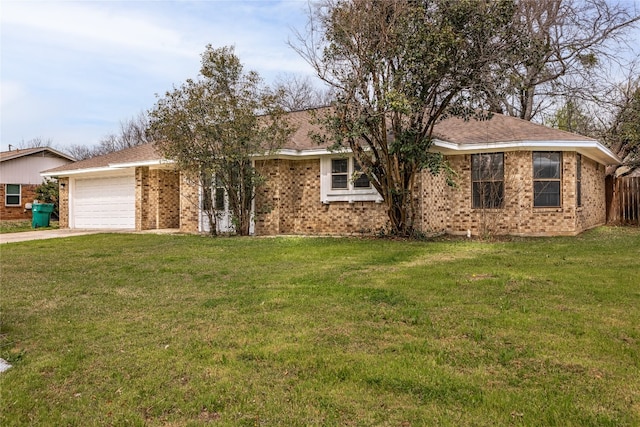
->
xmin=0 ymin=229 xmax=130 ymax=244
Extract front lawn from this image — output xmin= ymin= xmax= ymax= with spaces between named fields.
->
xmin=1 ymin=227 xmax=639 ymax=426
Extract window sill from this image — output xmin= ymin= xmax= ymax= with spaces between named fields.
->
xmin=471 ymin=207 xmax=505 ymax=212
xmin=322 ymin=189 xmax=382 ymax=204
xmin=533 ymin=207 xmax=563 ymax=212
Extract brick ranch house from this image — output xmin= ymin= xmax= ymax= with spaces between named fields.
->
xmin=43 ymin=109 xmax=620 ymax=237
xmin=1 ymin=147 xmax=75 ymax=220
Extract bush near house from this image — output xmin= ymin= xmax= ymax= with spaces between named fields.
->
xmin=1 ymin=227 xmax=639 ymax=426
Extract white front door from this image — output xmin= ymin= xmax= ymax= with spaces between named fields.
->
xmin=200 ymin=181 xmax=235 ymax=234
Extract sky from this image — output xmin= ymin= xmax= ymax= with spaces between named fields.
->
xmin=0 ymin=0 xmax=316 ymax=152
xmin=1 ymin=1 xmax=639 ymax=154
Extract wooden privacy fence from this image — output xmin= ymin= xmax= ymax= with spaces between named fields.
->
xmin=607 ymin=176 xmax=640 ymax=225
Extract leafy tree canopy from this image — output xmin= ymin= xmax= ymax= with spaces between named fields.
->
xmin=148 ymin=45 xmax=291 ymax=235
xmin=292 ymin=0 xmax=522 ymax=235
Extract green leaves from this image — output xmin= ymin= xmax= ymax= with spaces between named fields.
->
xmin=149 ymin=45 xmax=292 ymax=235
xmin=298 ymin=0 xmax=518 ymax=235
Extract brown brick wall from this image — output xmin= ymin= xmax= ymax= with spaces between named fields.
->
xmin=155 ymin=169 xmax=180 ymax=229
xmin=576 ymin=155 xmax=606 ymax=230
xmin=179 ymin=172 xmax=200 ymax=233
xmin=136 ymin=167 xmax=151 ymax=231
xmin=420 ymin=151 xmax=606 ymax=237
xmin=254 ymin=159 xmax=388 ymax=235
xmin=0 ymin=184 xmax=38 ymax=220
xmin=135 ymin=167 xmax=181 ymax=231
xmin=58 ymin=178 xmax=69 ymax=228
xmin=53 ymin=151 xmax=607 ymax=237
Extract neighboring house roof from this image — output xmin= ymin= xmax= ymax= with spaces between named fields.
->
xmin=43 ymin=109 xmax=620 ymax=178
xmin=42 ymin=144 xmax=169 ymax=176
xmin=0 ymin=146 xmax=76 ymax=163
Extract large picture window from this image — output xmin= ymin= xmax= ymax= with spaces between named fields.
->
xmin=5 ymin=184 xmax=21 ymax=206
xmin=533 ymin=152 xmax=562 ymax=207
xmin=471 ymin=153 xmax=504 ymax=209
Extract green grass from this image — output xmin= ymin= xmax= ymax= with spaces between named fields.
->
xmin=1 ymin=227 xmax=639 ymax=426
xmin=0 ymin=220 xmax=59 ymax=233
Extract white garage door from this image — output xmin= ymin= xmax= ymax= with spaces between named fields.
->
xmin=73 ymin=174 xmax=135 ymax=229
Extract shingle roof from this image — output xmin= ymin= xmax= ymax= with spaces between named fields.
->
xmin=280 ymin=108 xmax=327 ymax=151
xmin=432 ymin=113 xmax=596 ymax=144
xmin=43 ymin=108 xmax=617 ymax=177
xmin=279 ymin=108 xmax=598 ymax=150
xmin=0 ymin=147 xmax=76 ymax=163
xmin=43 ymin=143 xmax=162 ymax=174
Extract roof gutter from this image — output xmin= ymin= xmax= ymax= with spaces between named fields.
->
xmin=431 ymin=139 xmax=621 ymax=165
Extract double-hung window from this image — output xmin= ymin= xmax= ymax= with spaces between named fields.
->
xmin=5 ymin=184 xmax=21 ymax=206
xmin=322 ymin=156 xmax=378 ymax=203
xmin=331 ymin=158 xmax=370 ymax=190
xmin=471 ymin=153 xmax=504 ymax=209
xmin=533 ymin=152 xmax=562 ymax=207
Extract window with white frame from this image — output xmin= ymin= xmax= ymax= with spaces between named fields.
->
xmin=331 ymin=158 xmax=349 ymax=189
xmin=5 ymin=184 xmax=21 ymax=206
xmin=331 ymin=158 xmax=370 ymax=190
xmin=321 ymin=156 xmax=379 ymax=203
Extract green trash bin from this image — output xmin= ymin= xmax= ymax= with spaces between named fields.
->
xmin=32 ymin=203 xmax=55 ymax=228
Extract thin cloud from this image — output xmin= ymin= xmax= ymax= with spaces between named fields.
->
xmin=1 ymin=0 xmax=314 ymax=150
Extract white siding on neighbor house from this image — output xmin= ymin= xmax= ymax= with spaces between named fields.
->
xmin=1 ymin=154 xmax=71 ymax=184
xmin=71 ymin=173 xmax=135 ymax=229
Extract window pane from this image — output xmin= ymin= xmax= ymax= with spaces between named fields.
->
xmin=354 ymin=174 xmax=370 ymax=188
xmin=533 ymin=152 xmax=561 ymax=179
xmin=353 ymin=159 xmax=370 ymax=188
xmin=534 ymin=181 xmax=560 ymax=207
xmin=331 ymin=159 xmax=348 ymax=174
xmin=214 ymin=188 xmax=225 ymax=210
xmin=6 ymin=195 xmax=20 ymax=205
xmin=332 ymin=175 xmax=348 ymax=189
xmin=472 ymin=153 xmax=503 ymax=181
xmin=472 ymin=153 xmax=504 ymax=208
xmin=6 ymin=184 xmax=20 ymax=195
xmin=473 ymin=182 xmax=504 ymax=208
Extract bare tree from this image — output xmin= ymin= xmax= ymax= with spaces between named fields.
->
xmin=94 ymin=112 xmax=153 ymax=156
xmin=486 ymin=0 xmax=639 ymax=121
xmin=273 ymin=74 xmax=334 ymax=111
xmin=63 ymin=112 xmax=153 ymax=160
xmin=604 ymin=77 xmax=640 ymax=176
xmin=546 ymin=58 xmax=640 ymax=176
xmin=64 ymin=144 xmax=94 ymax=161
xmin=12 ymin=137 xmax=54 ymax=150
